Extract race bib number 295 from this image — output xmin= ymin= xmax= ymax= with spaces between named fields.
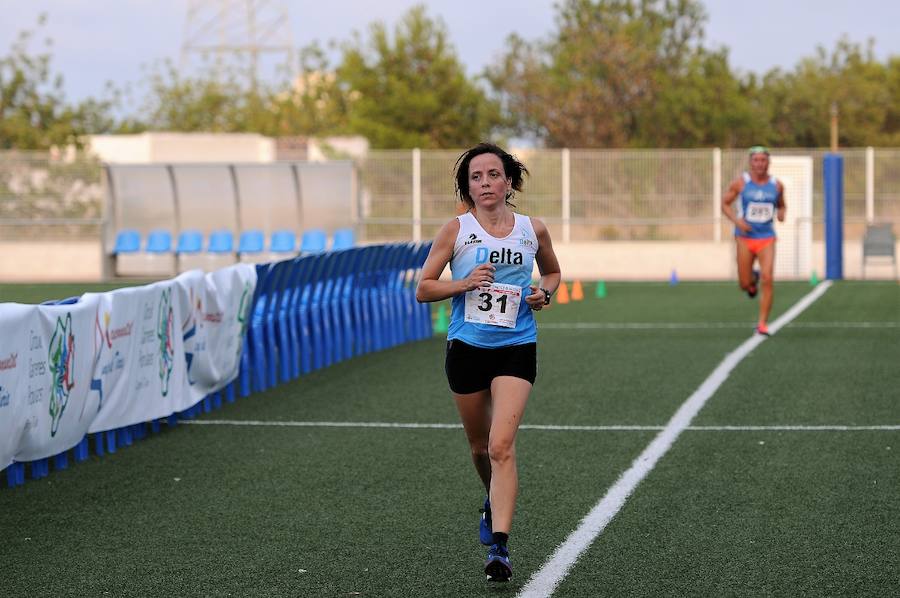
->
xmin=464 ymin=282 xmax=522 ymax=328
xmin=745 ymin=202 xmax=774 ymax=223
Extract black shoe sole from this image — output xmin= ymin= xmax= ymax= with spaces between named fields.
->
xmin=485 ymin=559 xmax=512 ymax=582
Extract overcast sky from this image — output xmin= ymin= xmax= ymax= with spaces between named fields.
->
xmin=2 ymin=0 xmax=899 ymax=107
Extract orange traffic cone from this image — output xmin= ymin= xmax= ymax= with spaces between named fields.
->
xmin=556 ymin=281 xmax=570 ymax=304
xmin=571 ymin=280 xmax=584 ymax=301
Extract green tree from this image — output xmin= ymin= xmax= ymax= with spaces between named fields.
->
xmin=0 ymin=17 xmax=115 ymax=149
xmin=333 ymin=5 xmax=502 ymax=148
xmin=487 ymin=0 xmax=711 ymax=147
xmin=755 ymin=39 xmax=900 ymax=147
xmin=634 ymin=49 xmax=763 ymax=147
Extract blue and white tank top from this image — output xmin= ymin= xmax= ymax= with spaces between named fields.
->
xmin=447 ymin=211 xmax=538 ymax=348
xmin=736 ymin=172 xmax=779 ymax=239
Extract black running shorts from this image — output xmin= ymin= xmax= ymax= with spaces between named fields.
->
xmin=444 ymin=339 xmax=537 ymax=394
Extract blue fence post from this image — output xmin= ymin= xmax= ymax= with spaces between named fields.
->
xmin=823 ymin=153 xmax=844 ymax=280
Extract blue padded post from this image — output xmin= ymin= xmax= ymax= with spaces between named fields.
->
xmin=94 ymin=432 xmax=105 ymax=456
xmin=106 ymin=429 xmax=117 ymax=453
xmin=824 ymin=153 xmax=844 ymax=280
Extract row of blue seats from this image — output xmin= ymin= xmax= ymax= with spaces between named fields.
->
xmin=112 ymin=228 xmax=355 ymax=255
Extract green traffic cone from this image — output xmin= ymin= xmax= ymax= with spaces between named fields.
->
xmin=434 ymin=304 xmax=449 ymax=334
xmin=595 ymin=280 xmax=607 ymax=299
xmin=810 ymin=270 xmax=819 ymax=286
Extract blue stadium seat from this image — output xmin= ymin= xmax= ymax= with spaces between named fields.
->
xmin=238 ymin=230 xmax=265 ymax=254
xmin=331 ymin=227 xmax=356 ymax=250
xmin=113 ymin=229 xmax=141 ymax=254
xmin=145 ymin=230 xmax=173 ymax=253
xmin=270 ymin=230 xmax=297 ymax=253
xmin=208 ymin=230 xmax=234 ymax=254
xmin=176 ymin=230 xmax=203 ymax=254
xmin=300 ymin=229 xmax=327 ymax=254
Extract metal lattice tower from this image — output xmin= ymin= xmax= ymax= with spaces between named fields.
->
xmin=180 ymin=0 xmax=295 ymax=87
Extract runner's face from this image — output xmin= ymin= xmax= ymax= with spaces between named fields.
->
xmin=468 ymin=153 xmax=510 ymax=206
xmin=750 ymin=152 xmax=769 ymax=177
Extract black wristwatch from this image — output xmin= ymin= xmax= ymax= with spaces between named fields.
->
xmin=540 ymin=288 xmax=552 ymax=305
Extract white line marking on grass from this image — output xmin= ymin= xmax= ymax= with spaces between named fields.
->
xmin=690 ymin=425 xmax=900 ymax=431
xmin=181 ymin=420 xmax=899 ymax=431
xmin=540 ymin=321 xmax=899 ymax=330
xmin=516 ymin=281 xmax=834 ymax=598
xmin=182 ymin=420 xmax=463 ymax=429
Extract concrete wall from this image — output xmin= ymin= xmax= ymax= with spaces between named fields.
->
xmin=0 ymin=241 xmax=104 ymax=283
xmin=1 ymin=240 xmax=896 ymax=284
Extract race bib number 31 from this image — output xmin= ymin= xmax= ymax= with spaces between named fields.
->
xmin=464 ymin=282 xmax=522 ymax=328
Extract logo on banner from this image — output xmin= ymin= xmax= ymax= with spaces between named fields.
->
xmin=182 ymin=290 xmax=199 ymax=386
xmin=158 ymin=289 xmax=175 ymax=397
xmin=236 ymin=282 xmax=251 ymax=357
xmin=90 ymin=310 xmax=131 ymax=411
xmin=0 ymin=385 xmax=10 ymax=408
xmin=0 ymin=352 xmax=17 ymax=371
xmin=48 ymin=313 xmax=76 ymax=437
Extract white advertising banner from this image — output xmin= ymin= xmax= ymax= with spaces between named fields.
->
xmin=0 ymin=264 xmax=255 ymax=469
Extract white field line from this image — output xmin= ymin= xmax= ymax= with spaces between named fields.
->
xmin=181 ymin=420 xmax=900 ymax=432
xmin=516 ymin=280 xmax=834 ymax=598
xmin=540 ymin=321 xmax=899 ymax=330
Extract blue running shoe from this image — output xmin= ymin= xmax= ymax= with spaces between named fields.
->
xmin=479 ymin=499 xmax=492 ymax=545
xmin=484 ymin=543 xmax=512 ymax=582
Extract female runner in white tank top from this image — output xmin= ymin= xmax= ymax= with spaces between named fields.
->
xmin=416 ymin=143 xmax=561 ymax=582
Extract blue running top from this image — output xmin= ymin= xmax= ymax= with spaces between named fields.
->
xmin=448 ymin=212 xmax=538 ymax=348
xmin=736 ymin=172 xmax=780 ymax=239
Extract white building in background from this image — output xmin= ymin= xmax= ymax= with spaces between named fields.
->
xmin=85 ymin=132 xmax=277 ymax=163
xmin=82 ymin=132 xmax=369 ymax=164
